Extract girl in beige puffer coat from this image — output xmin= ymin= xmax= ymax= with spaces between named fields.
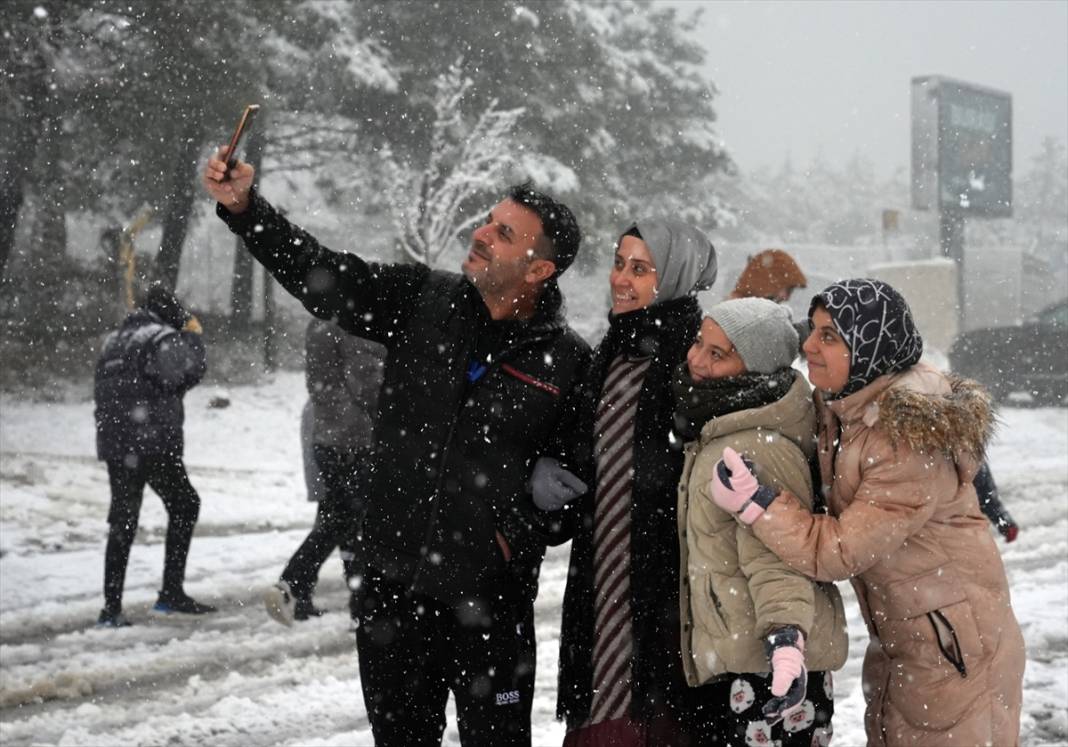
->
xmin=675 ymin=298 xmax=848 ymax=746
xmin=709 ymin=279 xmax=1025 ymax=747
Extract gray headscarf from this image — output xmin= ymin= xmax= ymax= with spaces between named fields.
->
xmin=621 ymin=219 xmax=717 ymax=303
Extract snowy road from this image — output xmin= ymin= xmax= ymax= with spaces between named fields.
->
xmin=1 ymin=373 xmax=1065 ymax=746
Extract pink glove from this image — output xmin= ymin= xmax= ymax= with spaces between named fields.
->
xmin=710 ymin=447 xmax=778 ymax=525
xmin=763 ymin=626 xmax=807 ymax=725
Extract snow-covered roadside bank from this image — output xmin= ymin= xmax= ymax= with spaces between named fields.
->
xmin=1 ymin=374 xmax=1065 ymax=746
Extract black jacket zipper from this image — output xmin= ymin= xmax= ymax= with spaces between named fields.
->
xmin=408 ymin=329 xmax=556 ymax=593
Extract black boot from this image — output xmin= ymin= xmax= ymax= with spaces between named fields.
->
xmin=154 ymin=590 xmax=217 ymax=614
xmin=97 ymin=608 xmax=133 ymax=628
xmin=294 ymin=597 xmax=326 ymax=621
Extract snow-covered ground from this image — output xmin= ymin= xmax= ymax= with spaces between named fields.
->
xmin=1 ymin=373 xmax=1065 ymax=746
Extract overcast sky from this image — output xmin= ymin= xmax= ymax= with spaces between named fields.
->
xmin=665 ymin=0 xmax=1068 ymax=178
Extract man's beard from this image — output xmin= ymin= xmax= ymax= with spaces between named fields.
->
xmin=462 ymin=241 xmax=492 ymax=284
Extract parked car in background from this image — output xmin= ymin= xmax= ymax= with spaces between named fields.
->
xmin=950 ymin=299 xmax=1068 ymax=406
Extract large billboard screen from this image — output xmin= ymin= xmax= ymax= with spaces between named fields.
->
xmin=911 ymin=76 xmax=1012 ymax=217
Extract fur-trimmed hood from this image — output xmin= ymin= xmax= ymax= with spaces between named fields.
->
xmin=877 ymin=374 xmax=995 ymax=459
xmin=825 ymin=362 xmax=995 ymax=459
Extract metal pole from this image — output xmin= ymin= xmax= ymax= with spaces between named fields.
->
xmin=263 ymin=264 xmax=276 ymax=372
xmin=939 ymin=206 xmax=966 ymax=331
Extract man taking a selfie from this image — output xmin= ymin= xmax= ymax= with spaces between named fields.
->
xmin=204 ymin=147 xmax=590 ymax=746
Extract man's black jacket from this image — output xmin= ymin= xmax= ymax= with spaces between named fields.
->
xmin=219 ymin=193 xmax=591 ymax=607
xmin=94 ymin=308 xmax=207 ymax=463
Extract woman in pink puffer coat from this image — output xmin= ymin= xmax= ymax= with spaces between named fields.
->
xmin=709 ymin=278 xmax=1025 ymax=747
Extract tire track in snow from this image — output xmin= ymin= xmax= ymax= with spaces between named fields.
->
xmin=0 ymin=580 xmax=358 ymax=713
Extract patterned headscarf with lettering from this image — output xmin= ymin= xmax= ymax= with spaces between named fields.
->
xmin=809 ymin=278 xmax=924 ymax=398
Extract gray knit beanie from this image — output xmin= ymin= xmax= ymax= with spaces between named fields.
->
xmin=704 ymin=298 xmax=798 ymax=374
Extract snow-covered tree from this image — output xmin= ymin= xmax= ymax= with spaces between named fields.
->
xmin=723 ymin=150 xmax=918 ymax=248
xmin=1 ymin=0 xmax=108 ymax=279
xmin=319 ymin=0 xmax=734 ymax=268
xmin=1015 ymin=136 xmax=1068 ymax=259
xmin=377 ymin=61 xmax=524 ymax=267
xmin=3 ymin=0 xmax=737 ymax=352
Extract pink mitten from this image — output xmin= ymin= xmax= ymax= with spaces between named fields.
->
xmin=710 ymin=447 xmax=777 ymax=525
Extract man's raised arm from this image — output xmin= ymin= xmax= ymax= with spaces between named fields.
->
xmin=202 ymin=146 xmax=423 ymax=345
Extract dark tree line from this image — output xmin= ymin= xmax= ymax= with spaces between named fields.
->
xmin=1 ymin=0 xmax=733 ymax=337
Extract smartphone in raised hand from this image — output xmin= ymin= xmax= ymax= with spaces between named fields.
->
xmin=222 ymin=104 xmax=260 ymax=179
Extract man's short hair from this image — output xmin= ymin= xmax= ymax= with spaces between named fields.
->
xmin=507 ymin=182 xmax=581 ymax=276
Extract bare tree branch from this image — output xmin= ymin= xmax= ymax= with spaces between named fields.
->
xmin=375 ymin=59 xmax=523 ymax=267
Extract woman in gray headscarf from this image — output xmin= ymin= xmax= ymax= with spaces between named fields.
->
xmin=532 ymin=220 xmax=717 ymax=745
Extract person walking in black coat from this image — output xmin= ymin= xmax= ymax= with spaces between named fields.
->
xmin=974 ymin=461 xmax=1020 ymax=542
xmin=204 ymin=150 xmax=591 ymax=746
xmin=264 ymin=318 xmax=385 ymax=625
xmin=94 ymin=283 xmax=214 ymax=627
xmin=530 ymin=220 xmax=718 ymax=745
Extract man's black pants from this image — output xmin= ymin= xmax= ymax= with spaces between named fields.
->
xmin=280 ymin=445 xmax=366 ymax=601
xmin=104 ymin=455 xmax=201 ymax=612
xmin=353 ymin=571 xmax=536 ymax=747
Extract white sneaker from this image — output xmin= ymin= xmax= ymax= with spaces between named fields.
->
xmin=264 ymin=581 xmax=296 ymax=627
